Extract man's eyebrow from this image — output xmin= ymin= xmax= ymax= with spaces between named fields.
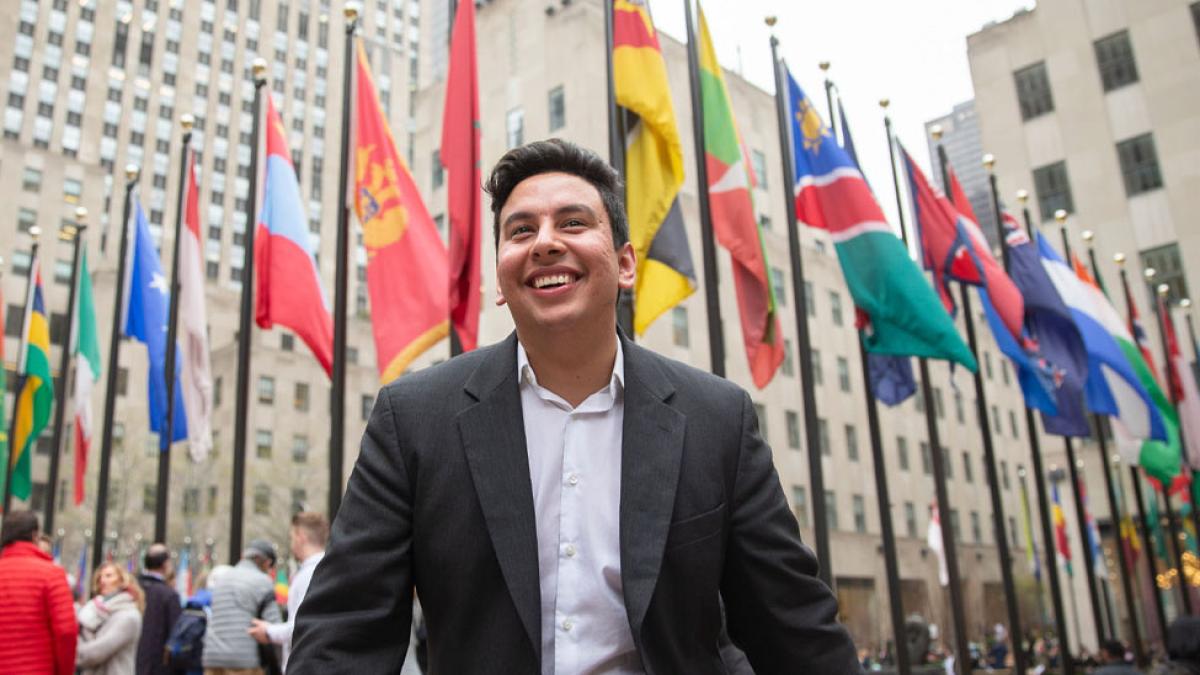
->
xmin=501 ymin=203 xmax=599 ymax=230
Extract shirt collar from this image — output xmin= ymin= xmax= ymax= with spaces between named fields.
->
xmin=517 ymin=338 xmax=625 ymax=402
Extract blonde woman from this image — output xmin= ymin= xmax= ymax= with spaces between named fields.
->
xmin=77 ymin=562 xmax=145 ymax=675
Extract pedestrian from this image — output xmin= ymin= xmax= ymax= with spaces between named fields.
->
xmin=247 ymin=513 xmax=328 ymax=672
xmin=137 ymin=543 xmax=182 ymax=675
xmin=288 ymin=138 xmax=861 ymax=672
xmin=77 ymin=561 xmax=145 ymax=675
xmin=202 ymin=540 xmax=282 ymax=675
xmin=1152 ymin=616 xmax=1200 ymax=675
xmin=0 ymin=509 xmax=77 ymax=674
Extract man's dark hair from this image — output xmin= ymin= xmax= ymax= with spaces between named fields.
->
xmin=483 ymin=138 xmax=628 ymax=249
xmin=1 ymin=510 xmax=39 ymax=548
xmin=144 ymin=543 xmax=171 ymax=571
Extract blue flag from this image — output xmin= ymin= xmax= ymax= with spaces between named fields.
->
xmin=980 ymin=287 xmax=1058 ymax=415
xmin=123 ymin=194 xmax=188 ymax=444
xmin=1002 ymin=214 xmax=1090 ymax=436
xmin=837 ymin=96 xmax=915 ymax=406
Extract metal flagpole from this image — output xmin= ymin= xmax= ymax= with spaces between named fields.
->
xmin=92 ymin=165 xmax=140 ymax=568
xmin=605 ymin=0 xmax=633 ymax=338
xmin=1015 ymin=190 xmax=1075 ymax=672
xmin=886 ymin=113 xmax=969 ymax=675
xmin=156 ymin=115 xmax=194 ymax=543
xmin=45 ymin=208 xmax=88 ymax=532
xmin=1052 ymin=210 xmax=1112 ymax=644
xmin=230 ymin=61 xmax=268 ymax=562
xmin=329 ymin=4 xmax=360 ymax=520
xmin=1080 ymin=233 xmax=1146 ymax=663
xmin=2 ymin=228 xmax=42 ymax=518
xmin=1115 ymin=260 xmax=1172 ymax=649
xmin=682 ymin=0 xmax=724 ymax=379
xmin=767 ymin=21 xmax=832 ymax=588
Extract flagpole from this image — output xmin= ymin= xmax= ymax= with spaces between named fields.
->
xmin=92 ymin=165 xmax=140 ymax=568
xmin=1018 ymin=469 xmax=1050 ymax=629
xmin=44 ymin=208 xmax=87 ymax=532
xmin=329 ymin=5 xmax=360 ymax=520
xmin=828 ymin=91 xmax=908 ymax=672
xmin=881 ymin=105 xmax=971 ymax=674
xmin=604 ymin=0 xmax=634 ymax=338
xmin=682 ymin=0 xmax=724 ymax=378
xmin=1183 ymin=299 xmax=1200 ymax=379
xmin=2 ymin=228 xmax=42 ymax=518
xmin=1052 ymin=210 xmax=1114 ymax=644
xmin=155 ymin=116 xmax=193 ymax=543
xmin=1147 ymin=278 xmax=1196 ymax=615
xmin=1180 ymin=298 xmax=1200 ymax=546
xmin=1115 ymin=259 xmax=1172 ymax=647
xmin=767 ymin=22 xmax=832 ymax=589
xmin=1078 ymin=231 xmax=1147 ymax=662
xmin=230 ymin=61 xmax=268 ymax=563
xmin=1014 ymin=190 xmax=1078 ymax=669
xmin=819 ymin=62 xmax=835 ymax=140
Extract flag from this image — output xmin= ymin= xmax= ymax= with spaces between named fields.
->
xmin=74 ymin=546 xmax=88 ymax=599
xmin=176 ymin=547 xmax=192 ymax=599
xmin=178 ymin=148 xmax=213 ymax=461
xmin=980 ymin=291 xmax=1059 ymax=414
xmin=123 ymin=194 xmax=188 ymax=443
xmin=1125 ymin=280 xmax=1159 ymax=377
xmin=10 ymin=255 xmax=53 ymax=500
xmin=1052 ymin=481 xmax=1073 ymax=577
xmin=1019 ymin=476 xmax=1041 ymax=580
xmin=835 ymin=95 xmax=915 ymax=405
xmin=927 ymin=502 xmax=948 ymax=586
xmin=613 ymin=0 xmax=695 ymax=333
xmin=354 ymin=43 xmax=449 ymax=382
xmin=274 ymin=566 xmax=288 ymax=606
xmin=72 ymin=251 xmax=100 ymax=506
xmin=696 ymin=6 xmax=783 ymax=388
xmin=1001 ymin=216 xmax=1090 ymax=436
xmin=255 ymin=95 xmax=334 ymax=376
xmin=902 ymin=149 xmax=1024 ymax=339
xmin=1081 ymin=480 xmax=1108 ymax=578
xmin=1037 ymin=237 xmax=1166 ymax=443
xmin=785 ymin=70 xmax=975 ymax=370
xmin=441 ymin=0 xmax=481 ymax=353
xmin=1160 ymin=297 xmax=1200 ymax=471
xmin=1119 ymin=512 xmax=1141 ymax=574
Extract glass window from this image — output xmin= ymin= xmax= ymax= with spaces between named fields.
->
xmin=950 ymin=509 xmax=961 ymax=541
xmin=254 ymin=484 xmax=270 ymax=515
xmin=810 ymin=348 xmax=823 ymax=385
xmin=751 ymin=149 xmax=768 ymax=189
xmin=853 ymin=495 xmax=866 ymax=533
xmin=255 ymin=429 xmax=272 ymax=458
xmin=897 ymin=436 xmax=909 ymax=471
xmin=1033 ymin=161 xmax=1074 ymax=221
xmin=1014 ymin=61 xmax=1054 ymax=121
xmin=1094 ymin=30 xmax=1138 ymax=91
xmin=845 ymin=424 xmax=858 ymax=461
xmin=22 ymin=167 xmax=41 ymax=192
xmin=63 ymin=178 xmax=82 ymax=203
xmin=818 ymin=417 xmax=830 ymax=456
xmin=548 ymin=85 xmax=565 ymax=132
xmin=17 ymin=208 xmax=36 ymax=233
xmin=291 ymin=488 xmax=307 ymax=514
xmin=431 ymin=149 xmax=443 ymax=189
xmin=257 ymin=375 xmax=274 ymax=404
xmin=281 ymin=333 xmax=295 ymax=351
xmin=943 ymin=447 xmax=953 ymax=479
xmin=1140 ymin=243 xmax=1188 ymax=303
xmin=954 ymin=390 xmax=964 ymax=424
xmin=753 ymin=403 xmax=768 ymax=442
xmin=294 ymin=382 xmax=309 ymax=411
xmin=771 ymin=267 xmax=786 ymax=307
xmin=505 ymin=107 xmax=523 ymax=149
xmin=971 ymin=511 xmax=982 ymax=543
xmin=1116 ymin=133 xmax=1163 ymax=196
xmin=804 ymin=281 xmax=814 ymax=317
xmin=183 ymin=487 xmax=200 ymax=515
xmin=920 ymin=441 xmax=932 ymax=475
xmin=962 ymin=451 xmax=973 ymax=483
xmin=1001 ymin=461 xmax=1010 ymax=490
xmin=837 ymin=357 xmax=850 ymax=392
xmin=671 ymin=306 xmax=688 ymax=347
xmin=829 ymin=291 xmax=843 ymax=326
xmin=143 ymin=485 xmax=157 ymax=513
xmin=904 ymin=502 xmax=917 ymax=538
xmin=825 ymin=490 xmax=838 ymax=531
xmin=292 ymin=434 xmax=309 ymax=463
xmin=792 ymin=486 xmax=809 ymax=529
xmin=786 ymin=410 xmax=801 ymax=449
xmin=361 ymin=394 xmax=374 ymax=421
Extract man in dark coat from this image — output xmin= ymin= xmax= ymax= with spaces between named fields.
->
xmin=137 ymin=543 xmax=182 ymax=675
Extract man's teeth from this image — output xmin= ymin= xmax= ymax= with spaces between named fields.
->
xmin=534 ymin=273 xmax=573 ymax=288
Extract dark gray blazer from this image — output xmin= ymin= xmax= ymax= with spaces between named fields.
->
xmin=288 ymin=333 xmax=860 ymax=674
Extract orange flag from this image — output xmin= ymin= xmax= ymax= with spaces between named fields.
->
xmin=354 ymin=44 xmax=449 ymax=382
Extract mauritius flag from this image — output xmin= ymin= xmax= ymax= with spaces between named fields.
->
xmin=785 ymin=68 xmax=974 ymax=369
xmin=696 ymin=6 xmax=783 ymax=388
xmin=10 ymin=254 xmax=53 ymax=501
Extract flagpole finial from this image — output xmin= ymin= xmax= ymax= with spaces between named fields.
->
xmin=764 ymin=15 xmax=777 ymax=27
xmin=1144 ymin=267 xmax=1157 ymax=281
xmin=28 ymin=225 xmax=42 ymax=240
xmin=879 ymin=98 xmax=890 ymax=109
xmin=1053 ymin=209 xmax=1067 ymax=224
xmin=1017 ymin=466 xmax=1026 ymax=478
xmin=344 ymin=2 xmax=360 ymax=21
xmin=252 ymin=58 xmax=268 ymax=81
xmin=125 ymin=164 xmax=140 ymax=181
xmin=1157 ymin=283 xmax=1170 ymax=297
xmin=930 ymin=124 xmax=943 ymax=141
xmin=1114 ymin=252 xmax=1126 ymax=266
xmin=819 ymin=61 xmax=830 ymax=72
xmin=75 ymin=206 xmax=88 ymax=222
xmin=1016 ymin=189 xmax=1028 ymax=204
xmin=1111 ymin=453 xmax=1121 ymax=465
xmin=1081 ymin=230 xmax=1094 ymax=243
xmin=1181 ymin=298 xmax=1191 ymax=309
xmin=982 ymin=153 xmax=995 ymax=171
xmin=180 ymin=113 xmax=194 ymax=132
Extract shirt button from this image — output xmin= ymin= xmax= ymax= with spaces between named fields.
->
xmin=564 ymin=544 xmax=576 ymax=558
xmin=562 ymin=619 xmax=573 ymax=632
xmin=567 ymin=474 xmax=579 ymax=486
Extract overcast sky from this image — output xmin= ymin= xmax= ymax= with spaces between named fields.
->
xmin=646 ymin=0 xmax=1035 ymax=225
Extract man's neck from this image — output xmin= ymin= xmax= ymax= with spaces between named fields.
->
xmin=297 ymin=546 xmax=324 ymax=564
xmin=520 ymin=325 xmax=619 ymax=408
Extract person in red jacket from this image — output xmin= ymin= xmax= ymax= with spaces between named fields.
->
xmin=0 ymin=509 xmax=78 ymax=674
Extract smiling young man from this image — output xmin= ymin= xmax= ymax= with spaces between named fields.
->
xmin=287 ymin=139 xmax=860 ymax=674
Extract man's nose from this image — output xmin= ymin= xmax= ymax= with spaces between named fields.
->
xmin=531 ymin=221 xmax=563 ymax=257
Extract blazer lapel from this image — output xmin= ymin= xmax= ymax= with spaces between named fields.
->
xmin=618 ymin=338 xmax=686 ymax=639
xmin=457 ymin=333 xmax=542 ymax=663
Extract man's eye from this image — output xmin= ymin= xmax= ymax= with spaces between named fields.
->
xmin=562 ymin=219 xmax=586 ymax=228
xmin=510 ymin=224 xmax=533 ymax=236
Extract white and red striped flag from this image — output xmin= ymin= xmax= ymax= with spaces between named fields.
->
xmin=178 ymin=148 xmax=213 ymax=461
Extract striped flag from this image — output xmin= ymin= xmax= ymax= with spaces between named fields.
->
xmin=927 ymin=502 xmax=948 ymax=586
xmin=72 ymin=251 xmax=101 ymax=505
xmin=613 ymin=0 xmax=695 ymax=333
xmin=11 ymin=254 xmax=53 ymax=501
xmin=178 ymin=148 xmax=213 ymax=461
xmin=1160 ymin=296 xmax=1200 ymax=471
xmin=1052 ymin=481 xmax=1073 ymax=577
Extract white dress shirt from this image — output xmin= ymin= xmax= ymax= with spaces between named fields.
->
xmin=266 ymin=550 xmax=325 ymax=673
xmin=517 ymin=341 xmax=643 ymax=675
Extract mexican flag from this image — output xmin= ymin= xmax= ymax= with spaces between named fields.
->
xmin=72 ymin=251 xmax=101 ymax=505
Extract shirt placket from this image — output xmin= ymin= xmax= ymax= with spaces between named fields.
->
xmin=554 ymin=408 xmax=582 ymax=674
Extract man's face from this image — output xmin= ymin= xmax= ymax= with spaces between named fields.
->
xmin=289 ymin=526 xmax=304 ymax=559
xmin=495 ymin=172 xmax=635 ymax=335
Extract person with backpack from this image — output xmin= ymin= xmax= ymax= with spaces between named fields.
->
xmin=137 ymin=544 xmax=182 ymax=675
xmin=202 ymin=540 xmax=281 ymax=675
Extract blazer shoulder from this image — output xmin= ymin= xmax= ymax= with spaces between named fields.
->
xmin=629 ymin=342 xmax=748 ymax=406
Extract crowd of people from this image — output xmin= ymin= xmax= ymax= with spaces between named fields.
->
xmin=0 ymin=509 xmax=331 ymax=675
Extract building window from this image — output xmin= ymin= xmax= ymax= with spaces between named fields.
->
xmin=751 ymin=149 xmax=768 ymax=189
xmin=1001 ymin=461 xmax=1011 ymax=491
xmin=281 ymin=333 xmax=295 ymax=351
xmin=143 ymin=485 xmax=157 ymax=513
xmin=836 ymin=357 xmax=850 ymax=392
xmin=825 ymin=490 xmax=838 ymax=531
xmin=294 ymin=382 xmax=309 ymax=411
xmin=829 ymin=291 xmax=843 ymax=326
xmin=1094 ymin=30 xmax=1138 ymax=92
xmin=971 ymin=511 xmax=982 ymax=543
xmin=770 ymin=267 xmax=786 ymax=307
xmin=361 ymin=394 xmax=374 ymax=421
xmin=950 ymin=509 xmax=961 ymax=541
xmin=818 ymin=417 xmax=830 ymax=456
xmin=431 ymin=149 xmax=443 ymax=189
xmin=804 ymin=281 xmax=814 ymax=317
xmin=207 ymin=485 xmax=218 ymax=515
xmin=904 ymin=502 xmax=917 ymax=538
xmin=943 ymin=447 xmax=954 ymax=479
xmin=291 ymin=488 xmax=308 ymax=514
xmin=506 ymin=107 xmax=524 ymax=149
xmin=1014 ymin=61 xmax=1054 ymax=121
xmin=671 ymin=306 xmax=688 ymax=347
xmin=920 ymin=441 xmax=932 ymax=475
xmin=257 ymin=375 xmax=275 ymax=404
xmin=1033 ymin=161 xmax=1074 ymax=221
xmin=786 ymin=410 xmax=801 ymax=449
xmin=844 ymin=424 xmax=858 ymax=461
xmin=292 ymin=434 xmax=309 ymax=463
xmin=810 ymin=349 xmax=823 ymax=386
xmin=753 ymin=403 xmax=768 ymax=442
xmin=548 ymin=85 xmax=565 ymax=132
xmin=962 ymin=451 xmax=973 ymax=483
xmin=1116 ymin=133 xmax=1163 ymax=196
xmin=22 ymin=168 xmax=42 ymax=192
xmin=183 ymin=487 xmax=200 ymax=515
xmin=255 ymin=429 xmax=272 ymax=459
xmin=17 ymin=208 xmax=37 ymax=233
xmin=897 ymin=436 xmax=909 ymax=471
xmin=954 ymin=390 xmax=965 ymax=424
xmin=254 ymin=484 xmax=270 ymax=515
xmin=1193 ymin=2 xmax=1200 ymax=47
xmin=781 ymin=339 xmax=793 ymax=377
xmin=1140 ymin=243 xmax=1188 ymax=302
xmin=852 ymin=495 xmax=866 ymax=533
xmin=792 ymin=486 xmax=809 ymax=528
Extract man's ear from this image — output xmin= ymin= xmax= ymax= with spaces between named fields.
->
xmin=617 ymin=242 xmax=636 ymax=290
xmin=495 ymin=268 xmax=507 ymax=306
